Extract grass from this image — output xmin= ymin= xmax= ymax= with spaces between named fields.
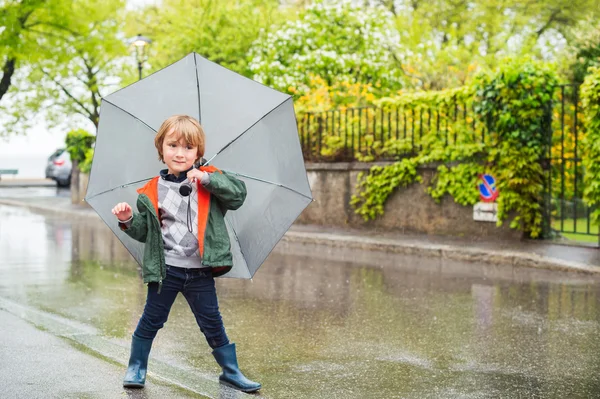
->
xmin=551 ymin=217 xmax=599 ymax=244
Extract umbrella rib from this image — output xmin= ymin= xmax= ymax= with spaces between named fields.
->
xmin=224 ymin=170 xmax=312 ymax=201
xmin=224 ymin=217 xmax=249 ymax=277
xmin=193 ymin=53 xmax=202 ymax=124
xmin=86 ymin=177 xmax=153 ymax=201
xmin=205 ymin=97 xmax=292 ymax=165
xmin=103 ymin=99 xmax=157 ymax=134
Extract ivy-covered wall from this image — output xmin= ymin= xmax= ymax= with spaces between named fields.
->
xmin=350 ymin=59 xmax=558 ymax=239
xmin=299 ymin=162 xmax=522 ymax=240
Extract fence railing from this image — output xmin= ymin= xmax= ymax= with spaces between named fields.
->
xmin=298 ymin=98 xmax=486 ymax=162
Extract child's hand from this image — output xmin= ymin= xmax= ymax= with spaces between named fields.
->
xmin=112 ymin=202 xmax=132 ymax=221
xmin=187 ymin=168 xmax=207 ymax=183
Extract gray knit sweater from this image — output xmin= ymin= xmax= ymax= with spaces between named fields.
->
xmin=157 ymin=173 xmax=210 ymax=268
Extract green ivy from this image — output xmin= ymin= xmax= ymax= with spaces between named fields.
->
xmin=352 ymin=59 xmax=558 ymax=238
xmin=79 ymin=148 xmax=94 ymax=174
xmin=429 ymin=163 xmax=484 ymax=206
xmin=581 ymin=67 xmax=600 ymax=225
xmin=377 ymin=85 xmax=475 ymax=109
xmin=350 ymin=158 xmax=421 ymax=220
xmin=475 ymin=59 xmax=557 ymax=238
xmin=65 ymin=129 xmax=95 ymax=164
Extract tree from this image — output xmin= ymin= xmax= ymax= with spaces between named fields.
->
xmin=561 ymin=17 xmax=600 ymax=85
xmin=2 ymin=0 xmax=128 ymax=134
xmin=0 ymin=0 xmax=74 ymax=104
xmin=248 ymin=0 xmax=405 ymax=95
xmin=125 ymin=0 xmax=282 ymax=80
xmin=386 ymin=0 xmax=600 ymax=88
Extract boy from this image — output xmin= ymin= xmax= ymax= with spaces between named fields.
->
xmin=111 ymin=114 xmax=260 ymax=393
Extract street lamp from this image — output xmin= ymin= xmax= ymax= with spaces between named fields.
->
xmin=130 ymin=34 xmax=151 ymax=81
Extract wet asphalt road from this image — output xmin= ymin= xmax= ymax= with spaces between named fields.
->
xmin=2 ymin=190 xmax=600 ymax=398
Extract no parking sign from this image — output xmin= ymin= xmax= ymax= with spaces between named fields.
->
xmin=478 ymin=174 xmax=499 ymax=203
xmin=474 ymin=174 xmax=499 ymax=222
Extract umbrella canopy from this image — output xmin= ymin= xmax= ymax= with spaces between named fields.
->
xmin=85 ymin=53 xmax=312 ymax=278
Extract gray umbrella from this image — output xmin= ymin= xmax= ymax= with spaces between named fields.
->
xmin=85 ymin=52 xmax=313 ymax=279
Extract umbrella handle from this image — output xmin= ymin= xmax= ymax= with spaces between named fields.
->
xmin=195 ymin=157 xmax=209 ymax=168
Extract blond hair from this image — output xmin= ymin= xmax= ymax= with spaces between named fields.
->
xmin=155 ymin=115 xmax=206 ymax=162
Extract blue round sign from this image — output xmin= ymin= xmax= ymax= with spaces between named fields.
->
xmin=478 ymin=174 xmax=499 ymax=202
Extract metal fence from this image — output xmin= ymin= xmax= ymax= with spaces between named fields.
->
xmin=297 ymin=84 xmax=598 ymax=243
xmin=544 ymin=84 xmax=598 ymax=243
xmin=297 ymin=98 xmax=486 ymax=162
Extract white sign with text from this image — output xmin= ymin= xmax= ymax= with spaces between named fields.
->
xmin=473 ymin=202 xmax=498 ymax=222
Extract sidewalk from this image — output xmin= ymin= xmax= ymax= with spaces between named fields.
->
xmin=0 ymin=178 xmax=56 ymax=187
xmin=0 ymin=195 xmax=599 ymax=274
xmin=0 ymin=308 xmax=204 ymax=399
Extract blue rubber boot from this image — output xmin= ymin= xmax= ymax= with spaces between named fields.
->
xmin=123 ymin=335 xmax=153 ymax=388
xmin=212 ymin=343 xmax=261 ymax=393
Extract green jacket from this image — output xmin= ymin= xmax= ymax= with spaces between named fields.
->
xmin=120 ymin=168 xmax=246 ymax=286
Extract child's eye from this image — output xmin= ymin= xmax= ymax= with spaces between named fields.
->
xmin=186 ymin=145 xmax=193 ymax=150
xmin=169 ymin=143 xmax=176 ymax=147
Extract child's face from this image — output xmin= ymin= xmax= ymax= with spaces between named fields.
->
xmin=162 ymin=130 xmax=198 ymax=176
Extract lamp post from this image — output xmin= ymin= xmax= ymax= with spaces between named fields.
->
xmin=130 ymin=34 xmax=151 ymax=81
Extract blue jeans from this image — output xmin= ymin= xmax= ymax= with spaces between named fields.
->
xmin=134 ymin=265 xmax=229 ymax=349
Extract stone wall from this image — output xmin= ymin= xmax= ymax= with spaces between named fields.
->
xmin=71 ymin=170 xmax=89 ymax=205
xmin=296 ymin=162 xmax=522 ymax=241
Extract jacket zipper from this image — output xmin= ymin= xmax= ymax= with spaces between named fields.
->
xmin=157 ymin=216 xmax=164 ymax=294
xmin=147 ymin=197 xmax=164 ymax=294
xmin=201 ymin=195 xmax=211 ymax=266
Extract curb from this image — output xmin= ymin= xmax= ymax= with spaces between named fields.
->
xmin=2 ymin=198 xmax=599 ymax=276
xmin=281 ymin=232 xmax=600 ymax=275
xmin=0 ymin=180 xmax=57 ymax=188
